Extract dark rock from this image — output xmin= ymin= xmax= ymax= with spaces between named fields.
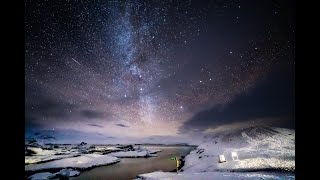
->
xmin=196 ymin=149 xmax=204 ymax=154
xmin=117 ymin=144 xmax=134 ymax=151
xmin=26 ymin=139 xmax=41 ymax=148
xmin=40 ymin=135 xmax=56 ymax=140
xmin=25 ymin=147 xmax=39 ymax=156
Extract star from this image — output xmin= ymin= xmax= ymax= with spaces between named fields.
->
xmin=25 ymin=0 xmax=295 ymax=139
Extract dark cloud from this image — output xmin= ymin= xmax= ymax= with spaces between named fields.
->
xmin=37 ymin=99 xmax=78 ymax=118
xmin=87 ymin=123 xmax=104 ymax=128
xmin=81 ymin=110 xmax=105 ymax=119
xmin=26 ymin=97 xmax=79 ymax=120
xmin=115 ymin=123 xmax=130 ymax=128
xmin=25 ymin=129 xmax=116 ymax=144
xmin=179 ymin=65 xmax=295 ymax=134
xmin=25 ymin=117 xmax=41 ymax=128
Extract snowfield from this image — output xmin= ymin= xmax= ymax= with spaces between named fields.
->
xmin=182 ymin=127 xmax=295 ymax=173
xmin=25 ymin=154 xmax=120 ymax=172
xmin=136 ymin=171 xmax=295 ymax=180
xmin=25 ymin=147 xmax=81 ymax=164
xmin=137 ymin=126 xmax=295 ymax=179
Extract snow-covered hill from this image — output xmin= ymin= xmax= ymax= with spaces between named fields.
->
xmin=137 ymin=126 xmax=295 ymax=179
xmin=183 ymin=126 xmax=294 ymax=172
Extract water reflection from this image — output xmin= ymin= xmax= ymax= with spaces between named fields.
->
xmin=71 ymin=145 xmax=195 ymax=180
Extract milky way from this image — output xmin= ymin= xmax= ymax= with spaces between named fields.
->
xmin=25 ymin=0 xmax=295 ymax=137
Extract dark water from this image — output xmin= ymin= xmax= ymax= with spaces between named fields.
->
xmin=70 ymin=145 xmax=195 ymax=180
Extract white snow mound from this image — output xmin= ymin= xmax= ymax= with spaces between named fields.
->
xmin=25 ymin=154 xmax=119 ymax=172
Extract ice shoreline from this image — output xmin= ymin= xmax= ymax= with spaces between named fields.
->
xmin=25 ymin=144 xmax=171 ymax=178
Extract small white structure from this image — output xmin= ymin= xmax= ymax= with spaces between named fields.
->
xmin=219 ymin=155 xmax=226 ymax=163
xmin=231 ymin=152 xmax=239 ymax=161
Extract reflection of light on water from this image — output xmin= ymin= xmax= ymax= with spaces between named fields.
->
xmin=72 ymin=146 xmax=194 ymax=179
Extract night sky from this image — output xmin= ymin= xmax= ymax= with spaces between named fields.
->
xmin=25 ymin=0 xmax=295 ymax=139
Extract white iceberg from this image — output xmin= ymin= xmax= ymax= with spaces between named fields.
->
xmin=109 ymin=150 xmax=156 ymax=158
xmin=28 ymin=172 xmax=54 ymax=180
xmin=69 ymin=169 xmax=81 ymax=177
xmin=28 ymin=168 xmax=81 ymax=179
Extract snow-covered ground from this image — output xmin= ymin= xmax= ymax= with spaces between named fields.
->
xmin=25 ymin=146 xmax=81 ymax=164
xmin=136 ymin=171 xmax=295 ymax=180
xmin=25 ymin=144 xmax=123 ymax=165
xmin=137 ymin=126 xmax=295 ymax=179
xmin=25 ymin=154 xmax=120 ymax=172
xmin=182 ymin=127 xmax=294 ymax=172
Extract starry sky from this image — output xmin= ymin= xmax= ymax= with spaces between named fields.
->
xmin=25 ymin=0 xmax=295 ymax=139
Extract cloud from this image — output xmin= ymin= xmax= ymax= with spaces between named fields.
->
xmin=179 ymin=65 xmax=295 ymax=134
xmin=25 ymin=117 xmax=43 ymax=129
xmin=202 ymin=117 xmax=286 ymax=135
xmin=26 ymin=97 xmax=79 ymax=119
xmin=25 ymin=129 xmax=117 ymax=144
xmin=87 ymin=123 xmax=104 ymax=128
xmin=115 ymin=123 xmax=130 ymax=128
xmin=81 ymin=110 xmax=105 ymax=119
